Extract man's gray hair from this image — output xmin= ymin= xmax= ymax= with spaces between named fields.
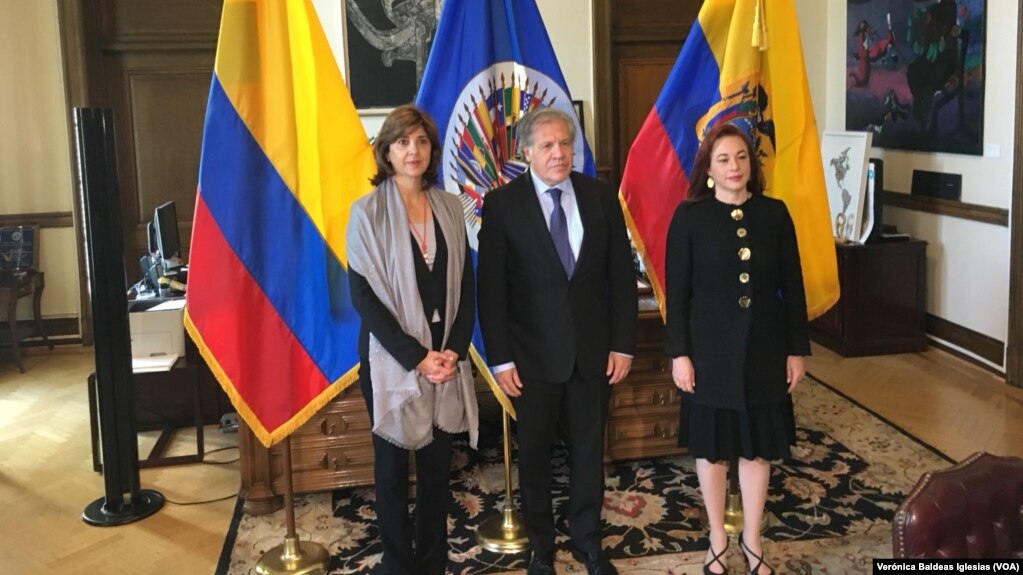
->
xmin=516 ymin=107 xmax=576 ymax=154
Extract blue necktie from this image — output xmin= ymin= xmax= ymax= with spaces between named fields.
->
xmin=547 ymin=188 xmax=575 ymax=276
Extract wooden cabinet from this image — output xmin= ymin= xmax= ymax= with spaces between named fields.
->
xmin=239 ymin=384 xmax=376 ymax=515
xmin=239 ymin=298 xmax=684 ymax=514
xmin=811 ymin=240 xmax=928 ymax=356
xmin=605 ymin=304 xmax=684 ymax=461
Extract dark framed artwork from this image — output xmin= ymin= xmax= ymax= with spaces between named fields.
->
xmin=845 ymin=0 xmax=986 ymax=155
xmin=343 ymin=0 xmax=442 ymax=111
xmin=572 ymin=99 xmax=585 ymax=137
xmin=0 ymin=226 xmax=36 ymax=272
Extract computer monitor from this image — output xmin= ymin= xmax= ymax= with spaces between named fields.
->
xmin=146 ymin=221 xmax=158 ymax=255
xmin=153 ymin=201 xmax=181 ymax=268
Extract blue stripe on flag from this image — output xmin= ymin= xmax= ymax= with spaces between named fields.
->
xmin=654 ymin=22 xmax=722 ymax=181
xmin=198 ymin=77 xmax=360 ymax=381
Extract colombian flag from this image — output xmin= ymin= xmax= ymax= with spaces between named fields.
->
xmin=620 ymin=0 xmax=838 ymax=319
xmin=185 ymin=0 xmax=375 ymax=447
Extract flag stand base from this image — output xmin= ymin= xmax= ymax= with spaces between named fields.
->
xmin=476 ymin=410 xmax=530 ymax=554
xmin=255 ymin=436 xmax=329 ymax=575
xmin=254 ymin=536 xmax=329 ymax=575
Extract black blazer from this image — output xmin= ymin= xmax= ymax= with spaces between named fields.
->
xmin=477 ymin=171 xmax=638 ymax=383
xmin=350 ymin=220 xmax=475 ymax=373
xmin=664 ymin=194 xmax=810 ymax=409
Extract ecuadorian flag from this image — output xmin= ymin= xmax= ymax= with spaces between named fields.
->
xmin=185 ymin=0 xmax=375 ymax=447
xmin=620 ymin=0 xmax=838 ymax=319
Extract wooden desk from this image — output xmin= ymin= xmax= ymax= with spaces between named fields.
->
xmin=88 ymin=327 xmax=232 ymax=471
xmin=238 ymin=296 xmax=683 ymax=515
xmin=0 ymin=271 xmax=53 ymax=372
xmin=88 ymin=358 xmax=205 ymax=471
xmin=811 ymin=240 xmax=928 ymax=356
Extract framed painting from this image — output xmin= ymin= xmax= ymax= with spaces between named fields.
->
xmin=342 ymin=0 xmax=443 ymax=111
xmin=845 ymin=0 xmax=985 ymax=155
xmin=0 ymin=226 xmax=36 ymax=273
xmin=572 ymin=100 xmax=585 ymax=137
xmin=822 ymin=131 xmax=873 ymax=244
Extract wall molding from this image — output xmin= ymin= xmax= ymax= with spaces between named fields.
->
xmin=882 ymin=191 xmax=1009 ymax=227
xmin=0 ymin=212 xmax=75 ymax=229
xmin=925 ymin=313 xmax=1005 ymax=370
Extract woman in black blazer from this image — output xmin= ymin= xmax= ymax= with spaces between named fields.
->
xmin=664 ymin=123 xmax=810 ymax=575
xmin=346 ymin=105 xmax=477 ymax=575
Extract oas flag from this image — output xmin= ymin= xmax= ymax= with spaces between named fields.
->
xmin=416 ymin=0 xmax=594 ymax=414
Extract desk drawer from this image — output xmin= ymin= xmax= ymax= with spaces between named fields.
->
xmin=271 ymin=443 xmax=376 ymax=492
xmin=609 ymin=381 xmax=678 ymax=417
xmin=627 ymin=349 xmax=669 ymax=381
xmin=607 ymin=415 xmax=683 ymax=461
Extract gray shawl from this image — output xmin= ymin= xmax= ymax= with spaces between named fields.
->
xmin=346 ymin=179 xmax=478 ymax=450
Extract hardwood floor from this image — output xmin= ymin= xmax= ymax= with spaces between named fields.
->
xmin=1 ymin=343 xmax=1021 ymax=574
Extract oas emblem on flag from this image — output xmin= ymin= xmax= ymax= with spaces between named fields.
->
xmin=441 ymin=62 xmax=585 ymax=249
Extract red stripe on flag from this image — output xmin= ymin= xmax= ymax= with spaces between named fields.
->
xmin=186 ymin=195 xmax=329 ymax=434
xmin=620 ymin=112 xmax=691 ymax=298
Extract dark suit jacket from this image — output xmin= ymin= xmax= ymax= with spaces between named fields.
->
xmin=664 ymin=194 xmax=810 ymax=409
xmin=477 ymin=171 xmax=638 ymax=383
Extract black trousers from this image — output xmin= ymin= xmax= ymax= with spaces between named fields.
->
xmin=361 ymin=373 xmax=453 ymax=575
xmin=513 ymin=368 xmax=612 ymax=561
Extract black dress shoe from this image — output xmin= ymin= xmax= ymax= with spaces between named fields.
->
xmin=570 ymin=547 xmax=618 ymax=575
xmin=526 ymin=554 xmax=555 ymax=575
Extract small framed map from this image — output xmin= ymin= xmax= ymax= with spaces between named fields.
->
xmin=821 ymin=131 xmax=873 ymax=244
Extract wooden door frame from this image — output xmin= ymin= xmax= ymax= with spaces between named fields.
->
xmin=1006 ymin=0 xmax=1023 ymax=388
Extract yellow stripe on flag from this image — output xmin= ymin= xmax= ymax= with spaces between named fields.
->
xmin=698 ymin=0 xmax=838 ymax=319
xmin=761 ymin=0 xmax=838 ymax=318
xmin=213 ymin=0 xmax=374 ymax=265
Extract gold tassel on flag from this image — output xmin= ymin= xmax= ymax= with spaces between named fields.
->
xmin=752 ymin=0 xmax=768 ymax=51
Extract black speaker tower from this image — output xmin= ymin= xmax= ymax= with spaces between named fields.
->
xmin=75 ymin=108 xmax=164 ymax=526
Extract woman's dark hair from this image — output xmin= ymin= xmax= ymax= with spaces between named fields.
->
xmin=370 ymin=104 xmax=441 ymax=188
xmin=686 ymin=122 xmax=764 ymax=203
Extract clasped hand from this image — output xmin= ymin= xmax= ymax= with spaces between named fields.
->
xmin=417 ymin=350 xmax=459 ymax=384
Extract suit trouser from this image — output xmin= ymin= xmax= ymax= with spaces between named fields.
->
xmin=361 ymin=376 xmax=453 ymax=575
xmin=513 ymin=368 xmax=611 ymax=561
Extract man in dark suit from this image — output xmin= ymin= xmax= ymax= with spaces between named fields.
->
xmin=477 ymin=108 xmax=638 ymax=575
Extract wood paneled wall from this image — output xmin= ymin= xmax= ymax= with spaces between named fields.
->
xmin=58 ymin=0 xmax=221 ymax=341
xmin=593 ymin=0 xmax=700 ymax=186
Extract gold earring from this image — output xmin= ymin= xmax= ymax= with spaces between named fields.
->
xmin=707 ymin=177 xmax=715 ymax=189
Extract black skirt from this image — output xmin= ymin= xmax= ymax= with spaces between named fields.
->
xmin=677 ymin=393 xmax=796 ymax=463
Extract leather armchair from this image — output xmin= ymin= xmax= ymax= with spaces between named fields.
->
xmin=892 ymin=451 xmax=1023 ymax=558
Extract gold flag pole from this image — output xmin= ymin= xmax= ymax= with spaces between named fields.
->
xmin=723 ymin=459 xmax=744 ymax=534
xmin=255 ymin=436 xmax=329 ymax=575
xmin=475 ymin=408 xmax=529 ymax=553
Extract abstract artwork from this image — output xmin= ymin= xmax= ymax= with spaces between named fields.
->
xmin=344 ymin=0 xmax=444 ymax=110
xmin=845 ymin=0 xmax=985 ymax=155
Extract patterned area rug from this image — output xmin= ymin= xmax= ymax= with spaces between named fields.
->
xmin=218 ymin=377 xmax=952 ymax=574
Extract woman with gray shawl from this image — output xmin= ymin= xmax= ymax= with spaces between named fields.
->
xmin=346 ymin=105 xmax=478 ymax=575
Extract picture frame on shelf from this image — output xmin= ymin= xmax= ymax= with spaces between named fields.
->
xmin=821 ymin=131 xmax=873 ymax=244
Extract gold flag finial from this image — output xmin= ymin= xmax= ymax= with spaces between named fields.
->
xmin=752 ymin=0 xmax=768 ymax=50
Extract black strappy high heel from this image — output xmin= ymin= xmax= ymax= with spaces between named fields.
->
xmin=703 ymin=538 xmax=729 ymax=575
xmin=738 ymin=531 xmax=775 ymax=575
